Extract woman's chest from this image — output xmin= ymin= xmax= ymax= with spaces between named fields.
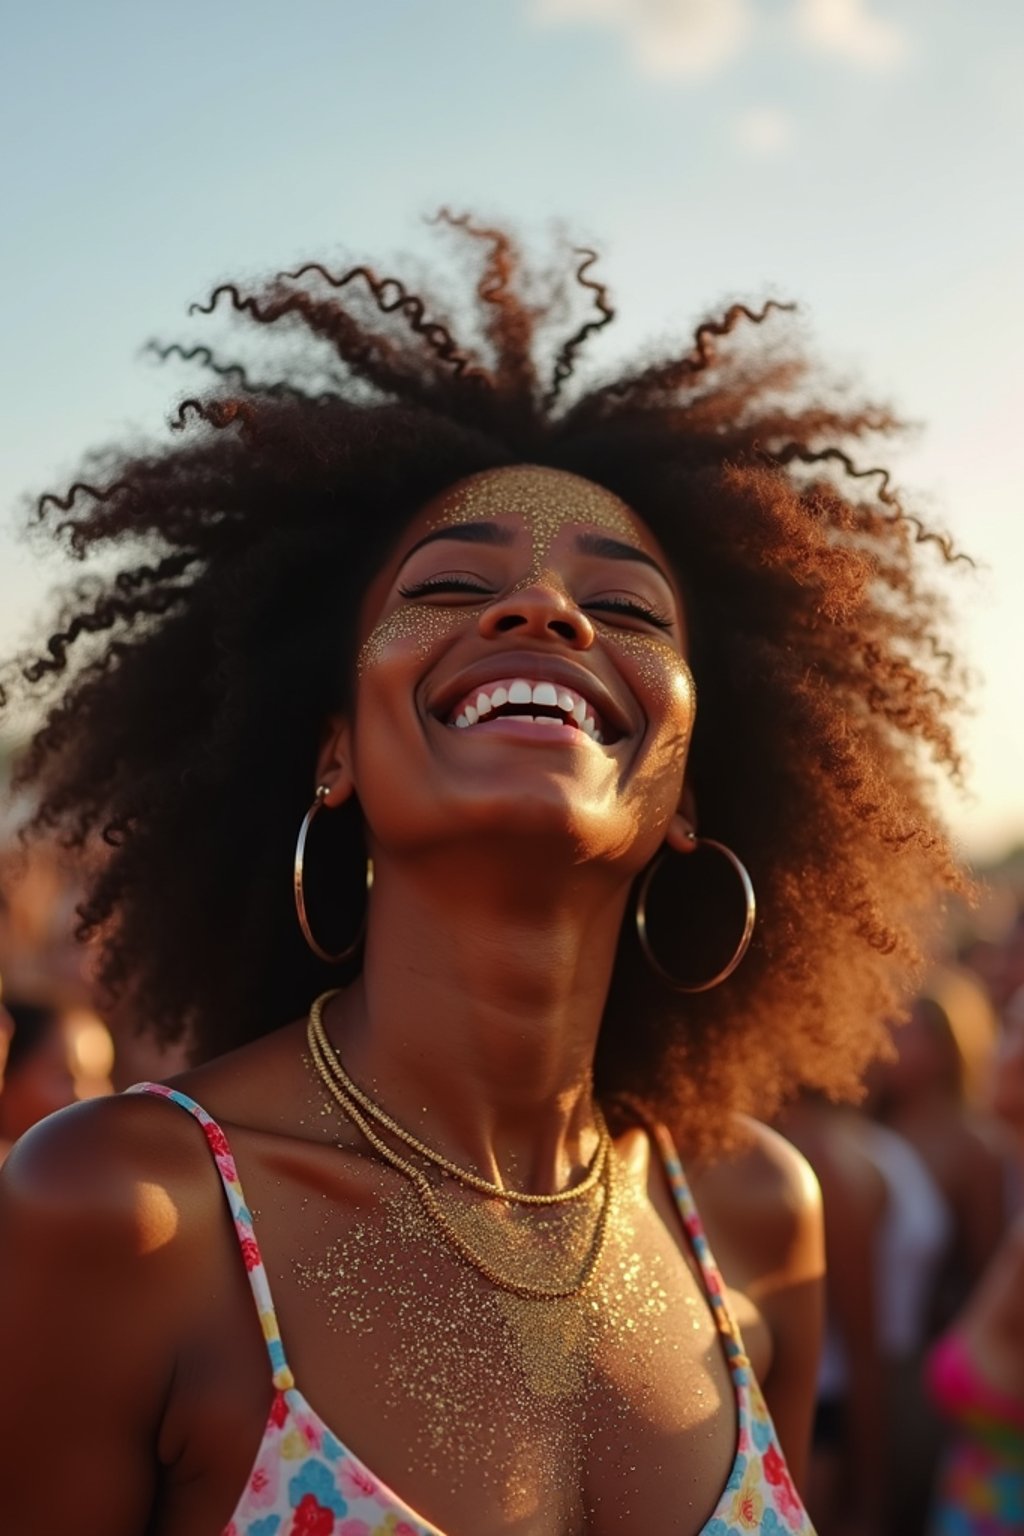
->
xmin=166 ymin=1174 xmax=746 ymax=1536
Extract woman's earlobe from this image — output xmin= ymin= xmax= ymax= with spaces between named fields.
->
xmin=316 ymin=778 xmax=353 ymax=810
xmin=314 ymin=717 xmax=356 ymax=808
xmin=665 ymin=807 xmax=699 ymax=855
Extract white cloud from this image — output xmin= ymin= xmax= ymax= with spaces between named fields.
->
xmin=530 ymin=0 xmax=755 ymax=80
xmin=733 ymin=107 xmax=796 ymax=156
xmin=528 ymin=0 xmax=911 ymax=77
xmin=793 ymin=0 xmax=908 ymax=69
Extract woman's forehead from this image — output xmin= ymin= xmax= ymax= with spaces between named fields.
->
xmin=414 ymin=465 xmax=649 ymax=555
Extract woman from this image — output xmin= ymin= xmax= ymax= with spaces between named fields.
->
xmin=873 ymin=986 xmax=1004 ymax=1324
xmin=926 ymin=982 xmax=1024 ymax=1535
xmin=0 ymin=218 xmax=967 ymax=1536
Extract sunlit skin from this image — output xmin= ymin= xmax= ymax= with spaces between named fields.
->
xmin=0 ymin=468 xmax=823 ymax=1536
xmin=319 ymin=467 xmax=698 ymax=1190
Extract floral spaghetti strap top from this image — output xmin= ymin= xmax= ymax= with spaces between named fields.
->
xmin=129 ymin=1082 xmax=816 ymax=1536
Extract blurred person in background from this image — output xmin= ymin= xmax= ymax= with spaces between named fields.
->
xmin=872 ymin=974 xmax=1005 ymax=1326
xmin=779 ymin=1095 xmax=888 ymax=1536
xmin=0 ymin=999 xmax=78 ymax=1161
xmin=864 ymin=973 xmax=1004 ymax=1535
xmin=925 ymin=982 xmax=1024 ymax=1535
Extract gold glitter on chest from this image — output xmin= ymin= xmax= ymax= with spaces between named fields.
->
xmin=292 ymin=1117 xmax=715 ymax=1515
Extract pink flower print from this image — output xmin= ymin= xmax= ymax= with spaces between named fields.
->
xmin=248 ymin=1454 xmax=281 ymax=1510
xmin=292 ymin=1492 xmax=337 ymax=1536
xmin=763 ymin=1443 xmax=803 ymax=1523
xmin=299 ymin=1415 xmax=323 ymax=1453
xmin=240 ymin=1235 xmax=262 ymax=1271
xmin=704 ymin=1263 xmax=726 ymax=1296
xmin=270 ymin=1390 xmax=290 ymax=1429
xmin=338 ymin=1523 xmax=372 ymax=1536
xmin=339 ymin=1460 xmax=379 ymax=1502
xmin=203 ymin=1120 xmax=232 ymax=1159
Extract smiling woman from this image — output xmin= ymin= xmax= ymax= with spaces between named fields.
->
xmin=0 ymin=216 xmax=968 ymax=1536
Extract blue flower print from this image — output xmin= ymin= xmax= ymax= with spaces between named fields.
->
xmin=751 ymin=1416 xmax=774 ymax=1452
xmin=250 ymin=1518 xmax=282 ymax=1536
xmin=724 ymin=1452 xmax=748 ymax=1492
xmin=288 ymin=1457 xmax=347 ymax=1516
xmin=321 ymin=1428 xmax=344 ymax=1463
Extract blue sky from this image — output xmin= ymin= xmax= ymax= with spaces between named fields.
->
xmin=2 ymin=0 xmax=1022 ymax=857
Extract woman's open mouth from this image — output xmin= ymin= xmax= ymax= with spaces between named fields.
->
xmin=444 ymin=677 xmax=612 ymax=745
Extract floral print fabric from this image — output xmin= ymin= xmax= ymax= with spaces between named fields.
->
xmin=926 ymin=1330 xmax=1024 ymax=1536
xmin=130 ymin=1084 xmax=816 ymax=1536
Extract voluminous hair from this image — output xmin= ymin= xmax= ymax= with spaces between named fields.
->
xmin=3 ymin=214 xmax=970 ymax=1149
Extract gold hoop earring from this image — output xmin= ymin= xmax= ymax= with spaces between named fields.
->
xmin=294 ymin=785 xmax=373 ymax=964
xmin=634 ymin=836 xmax=756 ymax=993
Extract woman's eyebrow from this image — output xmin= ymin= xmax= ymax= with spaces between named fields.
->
xmin=575 ymin=532 xmax=672 ymax=586
xmin=398 ymin=521 xmax=515 ymax=569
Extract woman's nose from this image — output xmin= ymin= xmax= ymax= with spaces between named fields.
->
xmin=478 ymin=578 xmax=595 ymax=649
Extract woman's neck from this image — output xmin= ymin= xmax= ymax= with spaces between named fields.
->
xmin=324 ymin=851 xmax=630 ymax=1194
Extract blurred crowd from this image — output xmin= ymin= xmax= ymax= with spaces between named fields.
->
xmin=0 ymin=830 xmax=188 ymax=1159
xmin=779 ymin=871 xmax=1024 ymax=1536
xmin=1 ymin=827 xmax=1022 ymax=1535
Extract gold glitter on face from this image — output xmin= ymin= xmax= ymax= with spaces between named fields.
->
xmin=357 ymin=601 xmax=468 ymax=676
xmin=422 ymin=464 xmax=641 ymax=560
xmin=356 ymin=465 xmax=692 ymax=701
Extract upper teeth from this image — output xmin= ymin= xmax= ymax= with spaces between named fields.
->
xmin=449 ymin=678 xmax=605 ymax=743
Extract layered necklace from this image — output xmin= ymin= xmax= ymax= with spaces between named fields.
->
xmin=306 ymin=988 xmax=615 ymax=1301
xmin=299 ymin=992 xmax=681 ymax=1511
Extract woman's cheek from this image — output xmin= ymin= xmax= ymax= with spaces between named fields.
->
xmin=357 ymin=603 xmax=469 ymax=676
xmin=600 ymin=628 xmax=697 ymax=737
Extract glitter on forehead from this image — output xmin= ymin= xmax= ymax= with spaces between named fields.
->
xmin=425 ymin=465 xmax=641 ymax=555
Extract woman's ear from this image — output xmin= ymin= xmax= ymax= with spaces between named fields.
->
xmin=665 ymin=782 xmax=698 ymax=855
xmin=314 ymin=715 xmax=356 ymax=809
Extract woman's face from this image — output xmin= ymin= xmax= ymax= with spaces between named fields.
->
xmin=333 ymin=466 xmax=696 ymax=878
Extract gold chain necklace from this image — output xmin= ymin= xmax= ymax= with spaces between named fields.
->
xmin=306 ymin=1000 xmax=615 ymax=1301
xmin=308 ymin=989 xmax=611 ymax=1204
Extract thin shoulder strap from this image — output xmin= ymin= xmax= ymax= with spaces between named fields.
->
xmin=649 ymin=1121 xmax=753 ymax=1384
xmin=127 ymin=1082 xmax=295 ymax=1392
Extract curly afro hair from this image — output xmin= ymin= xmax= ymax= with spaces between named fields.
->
xmin=2 ymin=213 xmax=971 ymax=1149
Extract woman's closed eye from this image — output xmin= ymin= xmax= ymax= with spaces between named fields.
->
xmin=399 ymin=574 xmax=675 ymax=631
xmin=584 ymin=595 xmax=674 ymax=631
xmin=398 ymin=573 xmax=495 ymax=600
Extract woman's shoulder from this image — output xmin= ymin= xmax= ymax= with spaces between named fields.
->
xmin=687 ymin=1115 xmax=824 ymax=1284
xmin=0 ymin=1089 xmax=224 ymax=1265
xmin=0 ymin=1093 xmax=227 ymax=1426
